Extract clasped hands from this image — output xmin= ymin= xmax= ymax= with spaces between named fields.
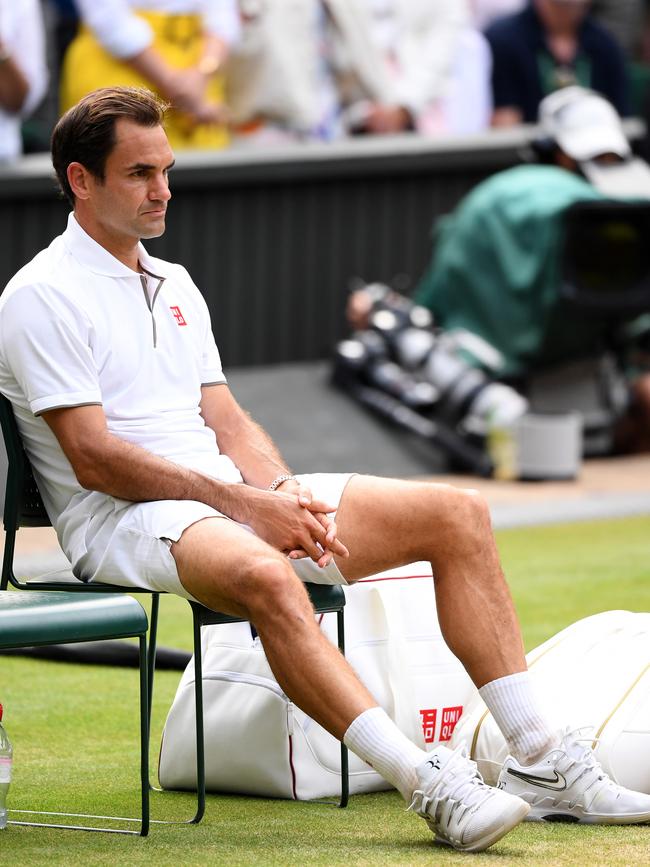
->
xmin=247 ymin=479 xmax=349 ymax=569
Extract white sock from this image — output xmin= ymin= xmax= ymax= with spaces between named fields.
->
xmin=479 ymin=671 xmax=559 ymax=765
xmin=343 ymin=706 xmax=427 ymax=801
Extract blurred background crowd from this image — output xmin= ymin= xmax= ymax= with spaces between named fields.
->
xmin=7 ymin=0 xmax=650 ymax=161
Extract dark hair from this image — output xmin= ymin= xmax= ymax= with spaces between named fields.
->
xmin=51 ymin=86 xmax=168 ymax=207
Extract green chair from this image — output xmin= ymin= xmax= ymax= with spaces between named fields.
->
xmin=0 ymin=395 xmax=349 ymax=823
xmin=0 ymin=590 xmax=150 ymax=835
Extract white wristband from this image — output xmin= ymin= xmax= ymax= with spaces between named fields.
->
xmin=268 ymin=474 xmax=296 ymax=492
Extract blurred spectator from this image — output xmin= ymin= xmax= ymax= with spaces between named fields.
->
xmin=226 ymin=0 xmax=492 ymax=144
xmin=0 ymin=0 xmax=48 ymax=161
xmin=474 ymin=0 xmax=645 ymax=52
xmin=486 ymin=0 xmax=630 ymax=126
xmin=329 ymin=0 xmax=492 ymax=137
xmin=60 ymin=0 xmax=240 ymax=149
xmin=224 ymin=0 xmax=325 ymax=142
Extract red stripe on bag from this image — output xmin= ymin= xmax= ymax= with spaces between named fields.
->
xmin=357 ymin=574 xmax=431 ymax=583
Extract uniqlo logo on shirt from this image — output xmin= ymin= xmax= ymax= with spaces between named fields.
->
xmin=439 ymin=706 xmax=463 ymax=742
xmin=419 ymin=708 xmax=437 ymax=744
xmin=170 ymin=305 xmax=187 ymax=326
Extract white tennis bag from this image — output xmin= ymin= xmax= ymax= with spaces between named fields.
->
xmin=451 ymin=610 xmax=650 ymax=794
xmin=158 ymin=564 xmax=475 ymax=799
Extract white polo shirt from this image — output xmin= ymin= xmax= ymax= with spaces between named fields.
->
xmin=0 ymin=213 xmax=242 ymax=566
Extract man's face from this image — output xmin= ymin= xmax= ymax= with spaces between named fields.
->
xmin=535 ymin=0 xmax=590 ymax=31
xmin=83 ymin=119 xmax=174 ymax=244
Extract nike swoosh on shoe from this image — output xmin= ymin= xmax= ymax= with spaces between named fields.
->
xmin=506 ymin=768 xmax=568 ymax=791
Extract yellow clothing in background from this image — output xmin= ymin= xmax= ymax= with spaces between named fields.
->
xmin=60 ymin=10 xmax=228 ymax=150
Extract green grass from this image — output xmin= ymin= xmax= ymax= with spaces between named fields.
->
xmin=496 ymin=514 xmax=650 ymax=650
xmin=1 ymin=515 xmax=650 ymax=865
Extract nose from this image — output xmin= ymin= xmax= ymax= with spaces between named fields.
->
xmin=149 ymin=172 xmax=172 ymax=202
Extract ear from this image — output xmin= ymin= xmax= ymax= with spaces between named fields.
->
xmin=67 ymin=161 xmax=93 ymax=201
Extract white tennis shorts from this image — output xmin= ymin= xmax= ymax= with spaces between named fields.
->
xmin=80 ymin=473 xmax=355 ymax=601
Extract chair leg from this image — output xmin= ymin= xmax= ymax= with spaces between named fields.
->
xmin=147 ymin=593 xmax=160 ymax=723
xmin=336 ymin=608 xmax=349 ymax=809
xmin=0 ymin=527 xmax=16 ymax=590
xmin=139 ymin=635 xmax=150 ymax=837
xmin=148 ymin=598 xmax=206 ymax=826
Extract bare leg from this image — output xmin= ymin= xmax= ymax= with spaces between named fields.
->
xmin=171 ymin=517 xmax=378 ymax=739
xmin=333 ymin=475 xmax=527 ymax=688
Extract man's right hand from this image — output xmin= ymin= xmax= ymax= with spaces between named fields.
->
xmin=240 ymin=487 xmax=349 ymax=568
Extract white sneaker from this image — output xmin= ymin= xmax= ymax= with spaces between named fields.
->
xmin=409 ymin=744 xmax=530 ymax=853
xmin=497 ymin=727 xmax=650 ymax=824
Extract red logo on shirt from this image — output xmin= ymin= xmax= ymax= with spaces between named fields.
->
xmin=170 ymin=306 xmax=187 ymax=326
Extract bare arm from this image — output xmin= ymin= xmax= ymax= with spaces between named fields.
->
xmin=43 ymin=403 xmax=254 ymax=520
xmin=126 ymin=45 xmax=224 ymax=124
xmin=200 ymin=383 xmax=291 ymax=490
xmin=43 ymin=401 xmax=346 ymax=565
xmin=0 ymin=49 xmax=29 ymax=114
xmin=0 ymin=0 xmax=47 ymax=116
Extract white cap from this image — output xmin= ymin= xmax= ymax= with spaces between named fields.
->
xmin=538 ymin=86 xmax=630 ymax=161
xmin=538 ymin=86 xmax=650 ymax=198
xmin=580 ymin=157 xmax=650 ymax=198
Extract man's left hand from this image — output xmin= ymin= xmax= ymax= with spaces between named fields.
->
xmin=276 ymin=478 xmax=348 ymax=567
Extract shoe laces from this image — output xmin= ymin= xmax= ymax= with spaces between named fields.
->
xmin=558 ymin=727 xmax=610 ymax=803
xmin=409 ymin=745 xmax=494 ymax=824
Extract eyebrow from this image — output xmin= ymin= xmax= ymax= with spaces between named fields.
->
xmin=127 ymin=159 xmax=176 ymax=172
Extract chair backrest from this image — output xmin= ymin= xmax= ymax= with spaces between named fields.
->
xmin=560 ymin=200 xmax=650 ymax=316
xmin=0 ymin=394 xmax=50 ymax=531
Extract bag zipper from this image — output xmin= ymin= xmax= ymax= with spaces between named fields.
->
xmin=195 ymin=669 xmax=288 ymax=700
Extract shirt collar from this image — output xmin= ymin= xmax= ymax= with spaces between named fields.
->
xmin=62 ymin=212 xmax=168 ymax=279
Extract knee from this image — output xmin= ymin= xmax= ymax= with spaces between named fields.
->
xmin=436 ymin=484 xmax=493 ymax=541
xmin=238 ymin=555 xmax=312 ymax=624
xmin=423 ymin=485 xmax=496 ymax=575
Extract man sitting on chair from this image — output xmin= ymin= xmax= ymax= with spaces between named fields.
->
xmin=0 ymin=87 xmax=648 ymax=854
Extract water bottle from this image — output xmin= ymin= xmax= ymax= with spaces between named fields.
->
xmin=0 ymin=703 xmax=12 ymax=830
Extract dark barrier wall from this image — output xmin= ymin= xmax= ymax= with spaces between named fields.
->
xmin=0 ymin=129 xmax=533 ymax=366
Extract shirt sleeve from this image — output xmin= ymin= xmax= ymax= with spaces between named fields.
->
xmin=201 ymin=326 xmax=228 ymax=385
xmin=0 ymin=285 xmax=102 ymax=417
xmin=73 ymin=0 xmax=153 ymax=58
xmin=200 ymin=0 xmax=242 ymax=45
xmin=485 ymin=24 xmax=523 ymax=111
